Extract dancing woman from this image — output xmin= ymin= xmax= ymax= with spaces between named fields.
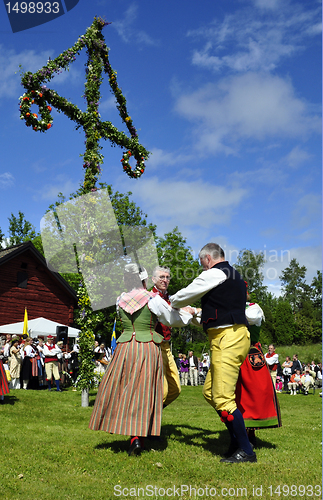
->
xmin=89 ymin=263 xmax=193 ymax=456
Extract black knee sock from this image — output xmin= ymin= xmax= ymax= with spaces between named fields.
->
xmin=229 ymin=409 xmax=254 ymax=455
xmin=216 ymin=410 xmax=238 ymax=448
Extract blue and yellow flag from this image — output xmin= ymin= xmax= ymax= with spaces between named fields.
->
xmin=111 ymin=318 xmax=117 ymax=355
xmin=22 ymin=308 xmax=28 ymax=337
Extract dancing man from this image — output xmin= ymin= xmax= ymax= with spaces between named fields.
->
xmin=152 ymin=266 xmax=181 ymax=407
xmin=170 ymin=242 xmax=256 ymax=463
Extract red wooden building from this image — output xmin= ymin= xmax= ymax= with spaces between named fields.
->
xmin=0 ymin=241 xmax=78 ymax=327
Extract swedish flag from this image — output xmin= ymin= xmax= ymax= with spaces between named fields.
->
xmin=111 ymin=318 xmax=117 ymax=355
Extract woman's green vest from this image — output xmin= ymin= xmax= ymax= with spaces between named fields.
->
xmin=117 ymin=305 xmax=164 ymax=344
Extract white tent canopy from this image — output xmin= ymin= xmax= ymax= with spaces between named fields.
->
xmin=0 ymin=317 xmax=80 ymax=338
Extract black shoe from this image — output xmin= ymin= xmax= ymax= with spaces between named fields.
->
xmin=128 ymin=439 xmax=141 ymax=456
xmin=220 ymin=448 xmax=257 ymax=463
xmin=223 ymin=441 xmax=253 ymax=458
xmin=222 ymin=442 xmax=239 ymax=458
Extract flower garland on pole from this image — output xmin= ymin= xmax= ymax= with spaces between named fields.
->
xmin=19 ymin=16 xmax=149 ymax=185
xmin=75 ymin=282 xmax=97 ymax=394
xmin=19 ymin=17 xmax=150 ymax=402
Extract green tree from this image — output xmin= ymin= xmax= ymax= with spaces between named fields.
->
xmin=156 ymin=227 xmax=200 ymax=295
xmin=309 ymin=270 xmax=322 ymax=343
xmin=274 ymin=300 xmax=296 ymax=345
xmin=31 ymin=234 xmax=44 ymax=255
xmin=8 ymin=211 xmax=39 ymax=246
xmin=293 ymin=271 xmax=322 ymax=345
xmin=279 ymin=258 xmax=307 ymax=313
xmin=310 ymin=271 xmax=322 ymax=310
xmin=260 ymin=304 xmax=275 ymax=346
xmin=0 ymin=226 xmax=4 ymax=248
xmin=235 ymin=249 xmax=267 ymax=302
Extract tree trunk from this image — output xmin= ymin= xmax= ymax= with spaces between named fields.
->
xmin=81 ymin=387 xmax=89 ymax=407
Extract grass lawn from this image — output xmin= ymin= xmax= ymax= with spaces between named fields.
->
xmin=1 ymin=386 xmax=321 ymax=500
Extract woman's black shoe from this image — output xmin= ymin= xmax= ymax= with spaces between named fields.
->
xmin=128 ymin=438 xmax=141 ymax=456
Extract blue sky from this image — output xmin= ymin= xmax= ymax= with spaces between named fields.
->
xmin=0 ymin=0 xmax=321 ymax=295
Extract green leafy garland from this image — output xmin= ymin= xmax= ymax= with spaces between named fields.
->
xmin=74 ymin=283 xmax=96 ymax=390
xmin=19 ymin=16 xmax=149 ymax=185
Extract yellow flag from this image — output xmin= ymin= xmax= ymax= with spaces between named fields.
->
xmin=23 ymin=308 xmax=28 ymax=336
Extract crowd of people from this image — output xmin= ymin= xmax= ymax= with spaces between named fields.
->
xmin=0 ymin=334 xmax=80 ymax=392
xmin=176 ymin=351 xmax=210 ymax=386
xmin=268 ymin=348 xmax=322 ymax=395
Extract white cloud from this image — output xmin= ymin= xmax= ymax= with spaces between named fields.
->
xmin=0 ymin=172 xmax=14 ymax=188
xmin=252 ymin=0 xmax=285 ymax=11
xmin=175 ymin=73 xmax=320 ymax=154
xmin=188 ymin=2 xmax=321 ymax=73
xmin=291 ymin=193 xmax=322 ymax=232
xmin=30 ymin=159 xmax=48 ymax=174
xmin=123 ymin=176 xmax=247 ymax=234
xmin=113 ymin=4 xmax=158 ymax=46
xmin=283 ymin=245 xmax=322 ymax=285
xmin=249 ymin=244 xmax=322 ymax=296
xmin=35 ymin=178 xmax=79 ymax=201
xmin=146 ymin=148 xmax=194 ymax=169
xmin=0 ymin=46 xmax=54 ymax=98
xmin=0 ymin=45 xmax=82 ymax=102
xmin=99 ymin=96 xmax=117 ymax=111
xmin=283 ymin=146 xmax=312 ymax=168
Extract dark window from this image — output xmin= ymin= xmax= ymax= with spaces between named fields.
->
xmin=21 ymin=262 xmax=28 ymax=269
xmin=17 ymin=271 xmax=28 ymax=288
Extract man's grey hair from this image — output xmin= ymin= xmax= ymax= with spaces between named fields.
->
xmin=152 ymin=266 xmax=171 ymax=278
xmin=199 ymin=243 xmax=225 ymax=261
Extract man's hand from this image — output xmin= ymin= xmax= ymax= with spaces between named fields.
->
xmin=181 ymin=306 xmax=195 ymax=315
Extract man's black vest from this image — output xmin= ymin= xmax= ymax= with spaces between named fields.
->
xmin=201 ymin=261 xmax=248 ymax=332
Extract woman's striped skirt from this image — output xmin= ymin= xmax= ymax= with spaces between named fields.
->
xmin=89 ymin=339 xmax=163 ymax=437
xmin=0 ymin=360 xmax=9 ymax=396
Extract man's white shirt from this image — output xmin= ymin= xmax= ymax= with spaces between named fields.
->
xmin=169 ymin=268 xmax=227 ymax=308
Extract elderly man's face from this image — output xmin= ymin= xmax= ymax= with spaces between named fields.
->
xmin=153 ymin=270 xmax=170 ymax=293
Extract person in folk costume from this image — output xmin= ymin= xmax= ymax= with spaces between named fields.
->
xmin=235 ymin=287 xmax=282 ymax=447
xmin=36 ymin=338 xmax=46 ymax=388
xmin=170 ymin=242 xmax=257 ymax=463
xmin=42 ymin=335 xmax=62 ymax=392
xmin=0 ymin=354 xmax=10 ymax=403
xmin=9 ymin=337 xmax=22 ymax=389
xmin=21 ymin=337 xmax=37 ymax=390
xmin=2 ymin=335 xmax=12 ymax=357
xmin=151 ymin=266 xmax=182 ymax=408
xmin=89 ymin=263 xmax=194 ymax=456
xmin=69 ymin=343 xmax=79 ymax=388
xmin=94 ymin=343 xmax=109 ymax=375
xmin=264 ymin=344 xmax=279 ymax=387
